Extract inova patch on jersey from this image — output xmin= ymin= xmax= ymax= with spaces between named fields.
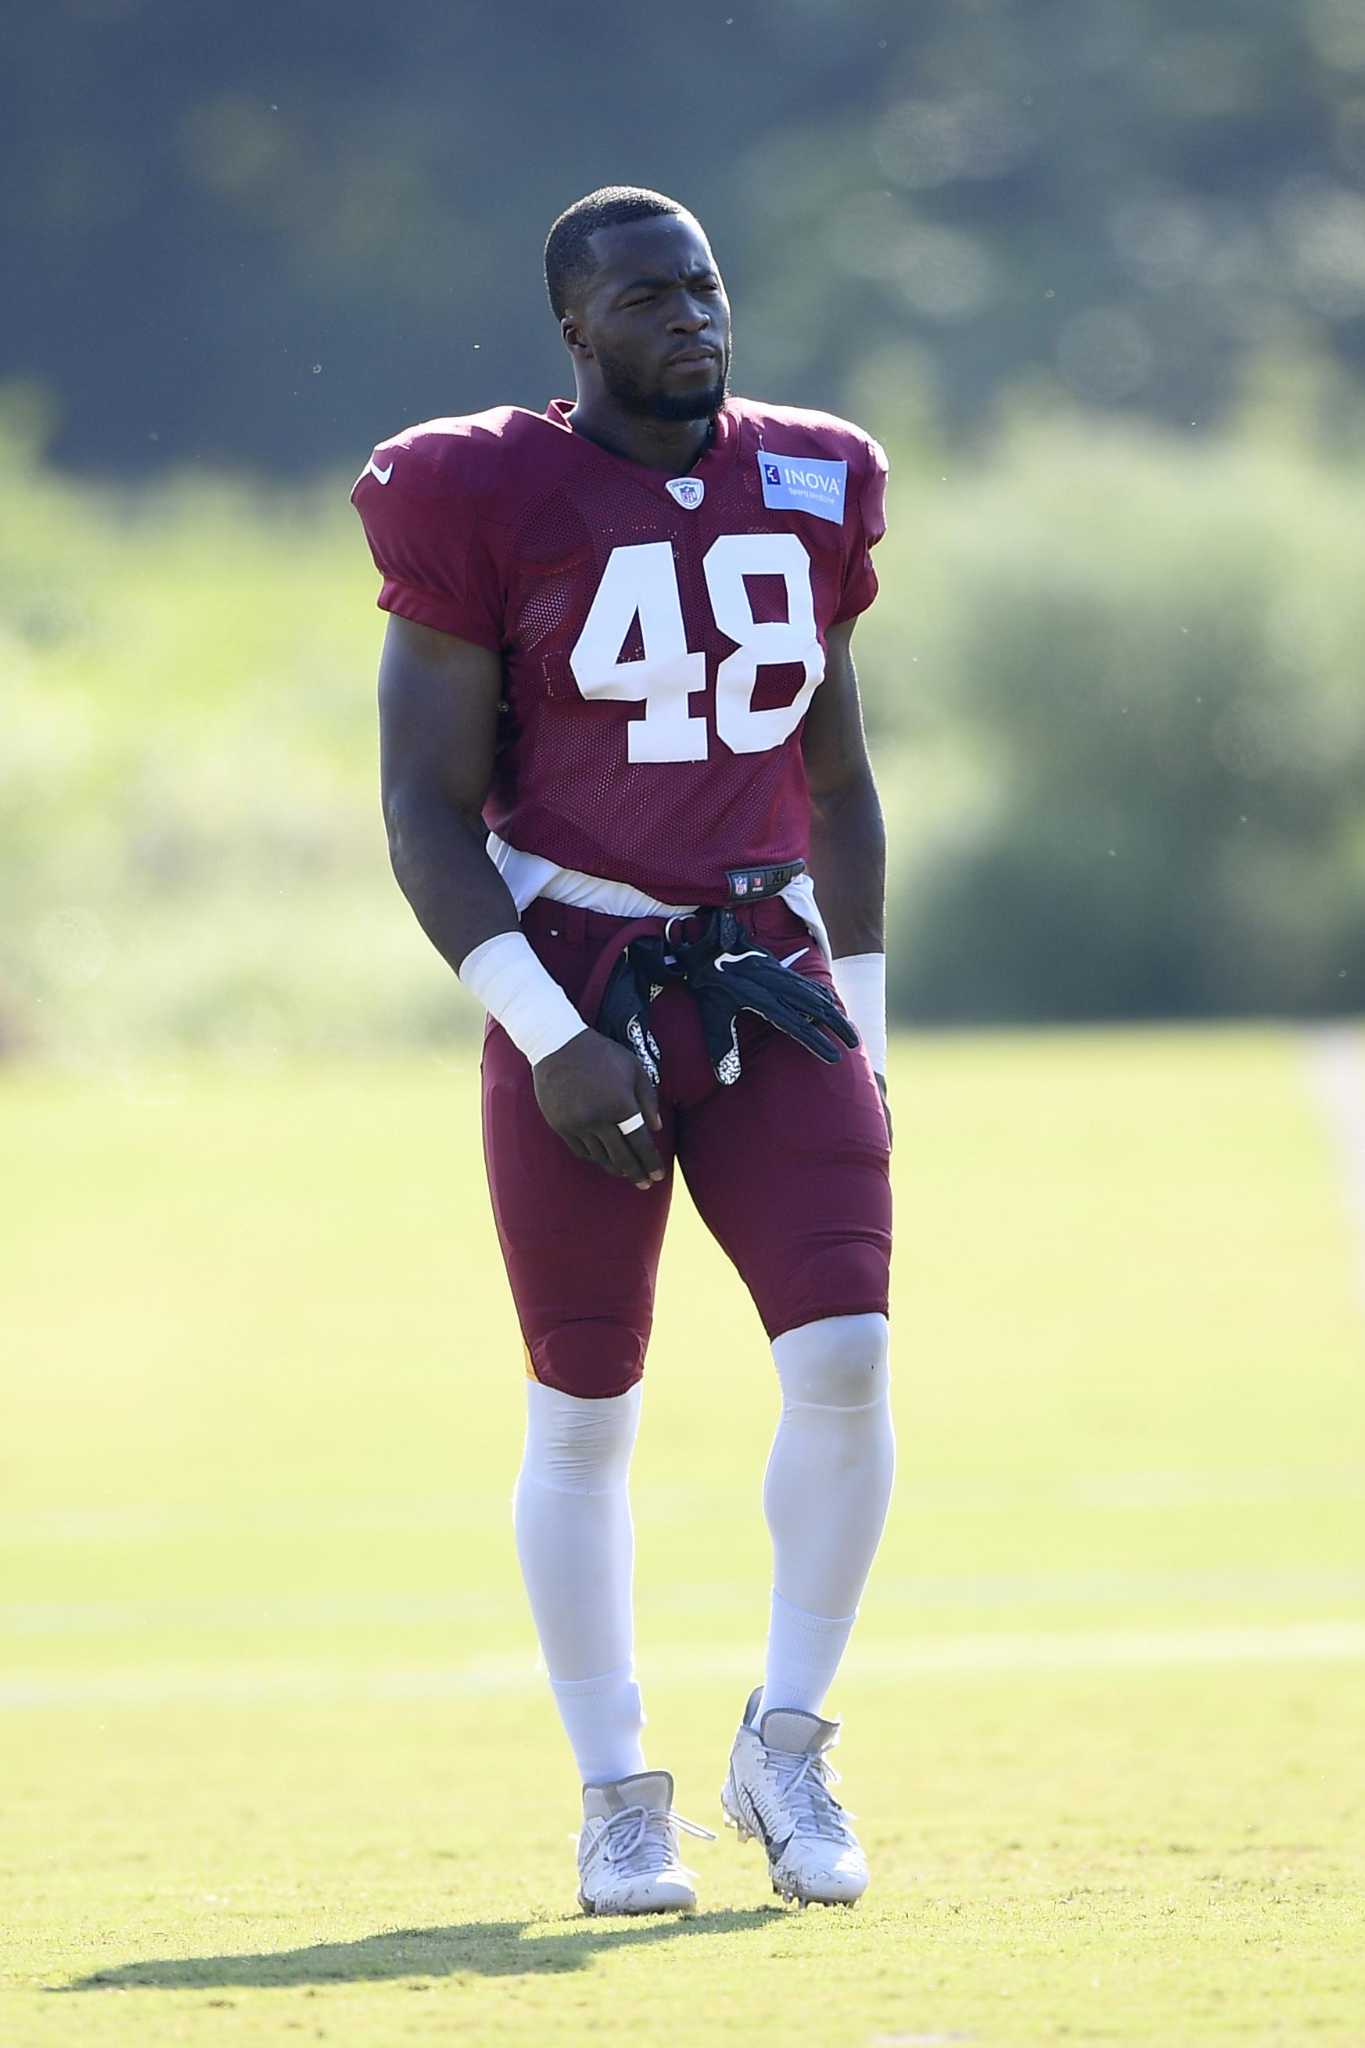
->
xmin=758 ymin=450 xmax=847 ymax=525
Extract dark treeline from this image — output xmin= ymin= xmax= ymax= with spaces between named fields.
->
xmin=7 ymin=1 xmax=1365 ymax=1044
xmin=9 ymin=0 xmax=1365 ymax=478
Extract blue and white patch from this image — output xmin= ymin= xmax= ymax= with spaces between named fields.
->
xmin=757 ymin=449 xmax=847 ymax=525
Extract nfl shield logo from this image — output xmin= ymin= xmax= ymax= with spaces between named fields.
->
xmin=665 ymin=476 xmax=705 ymax=510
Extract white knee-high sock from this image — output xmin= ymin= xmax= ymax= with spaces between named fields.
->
xmin=759 ymin=1312 xmax=895 ymax=1719
xmin=512 ymin=1379 xmax=646 ymax=1787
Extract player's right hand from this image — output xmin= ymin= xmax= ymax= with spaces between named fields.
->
xmin=532 ymin=1029 xmax=666 ymax=1190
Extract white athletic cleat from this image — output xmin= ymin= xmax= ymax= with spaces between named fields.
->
xmin=577 ymin=1770 xmax=714 ymax=1916
xmin=722 ymin=1686 xmax=869 ymax=1906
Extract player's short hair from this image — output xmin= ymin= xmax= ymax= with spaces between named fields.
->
xmin=544 ymin=186 xmax=689 ymax=320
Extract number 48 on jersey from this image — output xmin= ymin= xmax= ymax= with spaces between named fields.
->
xmin=569 ymin=532 xmax=823 ymax=765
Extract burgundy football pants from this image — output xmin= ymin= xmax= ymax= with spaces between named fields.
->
xmin=480 ymin=897 xmax=893 ymax=1399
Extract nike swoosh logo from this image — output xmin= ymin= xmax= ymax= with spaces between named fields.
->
xmin=741 ymin=1787 xmax=792 ymax=1860
xmin=779 ymin=948 xmax=809 ymax=969
xmin=368 ymin=458 xmax=394 ymax=485
xmin=714 ymin=951 xmax=765 ymax=972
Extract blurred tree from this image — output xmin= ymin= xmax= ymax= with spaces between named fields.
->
xmin=7 ymin=6 xmax=1365 ymax=1040
xmin=7 ymin=0 xmax=1365 ymax=475
xmin=5 ymin=382 xmax=1364 ymax=1050
xmin=867 ymin=408 xmax=1365 ymax=1022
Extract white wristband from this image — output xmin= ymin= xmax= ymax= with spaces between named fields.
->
xmin=832 ymin=952 xmax=887 ymax=1077
xmin=458 ymin=930 xmax=586 ymax=1067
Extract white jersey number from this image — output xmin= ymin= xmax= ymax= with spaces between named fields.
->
xmin=569 ymin=532 xmax=823 ymax=764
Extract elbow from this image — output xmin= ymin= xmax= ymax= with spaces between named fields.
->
xmin=809 ymin=762 xmax=881 ymax=831
xmin=381 ymin=779 xmax=483 ymax=899
xmin=382 ymin=781 xmax=443 ymax=897
xmin=381 ymin=780 xmax=419 ymax=878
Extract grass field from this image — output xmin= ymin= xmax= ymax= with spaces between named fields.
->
xmin=3 ymin=1025 xmax=1364 ymax=2046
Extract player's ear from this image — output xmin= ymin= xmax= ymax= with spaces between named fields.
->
xmin=561 ymin=315 xmax=593 ymax=362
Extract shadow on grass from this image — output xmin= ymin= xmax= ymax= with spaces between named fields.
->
xmin=61 ymin=1908 xmax=776 ymax=1991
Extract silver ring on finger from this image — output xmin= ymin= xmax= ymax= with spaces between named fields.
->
xmin=616 ymin=1112 xmax=646 ymax=1135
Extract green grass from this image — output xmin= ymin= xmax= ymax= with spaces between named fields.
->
xmin=3 ymin=1025 xmax=1364 ymax=2045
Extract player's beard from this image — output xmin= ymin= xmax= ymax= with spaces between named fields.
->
xmin=596 ymin=343 xmax=730 ymax=422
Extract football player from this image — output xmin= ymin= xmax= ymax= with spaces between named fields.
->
xmin=352 ymin=187 xmax=895 ymax=1915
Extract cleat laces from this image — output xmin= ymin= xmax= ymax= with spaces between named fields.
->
xmin=599 ymin=1802 xmax=716 ymax=1882
xmin=764 ymin=1750 xmax=856 ymax=1845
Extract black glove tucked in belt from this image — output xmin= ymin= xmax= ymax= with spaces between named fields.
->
xmin=596 ymin=908 xmax=859 ymax=1088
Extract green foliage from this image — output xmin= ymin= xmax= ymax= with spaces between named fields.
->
xmin=0 ymin=411 xmax=460 ymax=1060
xmin=861 ymin=401 xmax=1365 ymax=1021
xmin=5 ymin=385 xmax=1365 ymax=1051
xmin=10 ymin=1 xmax=1365 ymax=472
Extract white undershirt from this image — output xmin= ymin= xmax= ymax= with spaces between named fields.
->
xmin=485 ymin=832 xmax=833 ymax=960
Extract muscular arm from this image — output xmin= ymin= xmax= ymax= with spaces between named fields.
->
xmin=378 ymin=613 xmax=520 ymax=967
xmin=377 ymin=614 xmax=664 ymax=1186
xmin=802 ymin=618 xmax=890 ymax=1106
xmin=803 ymin=620 xmax=886 ymax=962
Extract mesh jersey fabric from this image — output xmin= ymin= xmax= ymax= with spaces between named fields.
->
xmin=351 ymin=396 xmax=888 ymax=904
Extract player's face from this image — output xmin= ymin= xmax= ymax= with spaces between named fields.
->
xmin=571 ymin=215 xmax=732 ymax=421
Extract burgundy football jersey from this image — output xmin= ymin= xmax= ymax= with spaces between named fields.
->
xmin=351 ymin=397 xmax=887 ymax=903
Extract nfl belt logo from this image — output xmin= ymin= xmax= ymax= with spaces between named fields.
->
xmin=665 ymin=476 xmax=705 ymax=510
xmin=733 ymin=876 xmax=750 ymax=896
